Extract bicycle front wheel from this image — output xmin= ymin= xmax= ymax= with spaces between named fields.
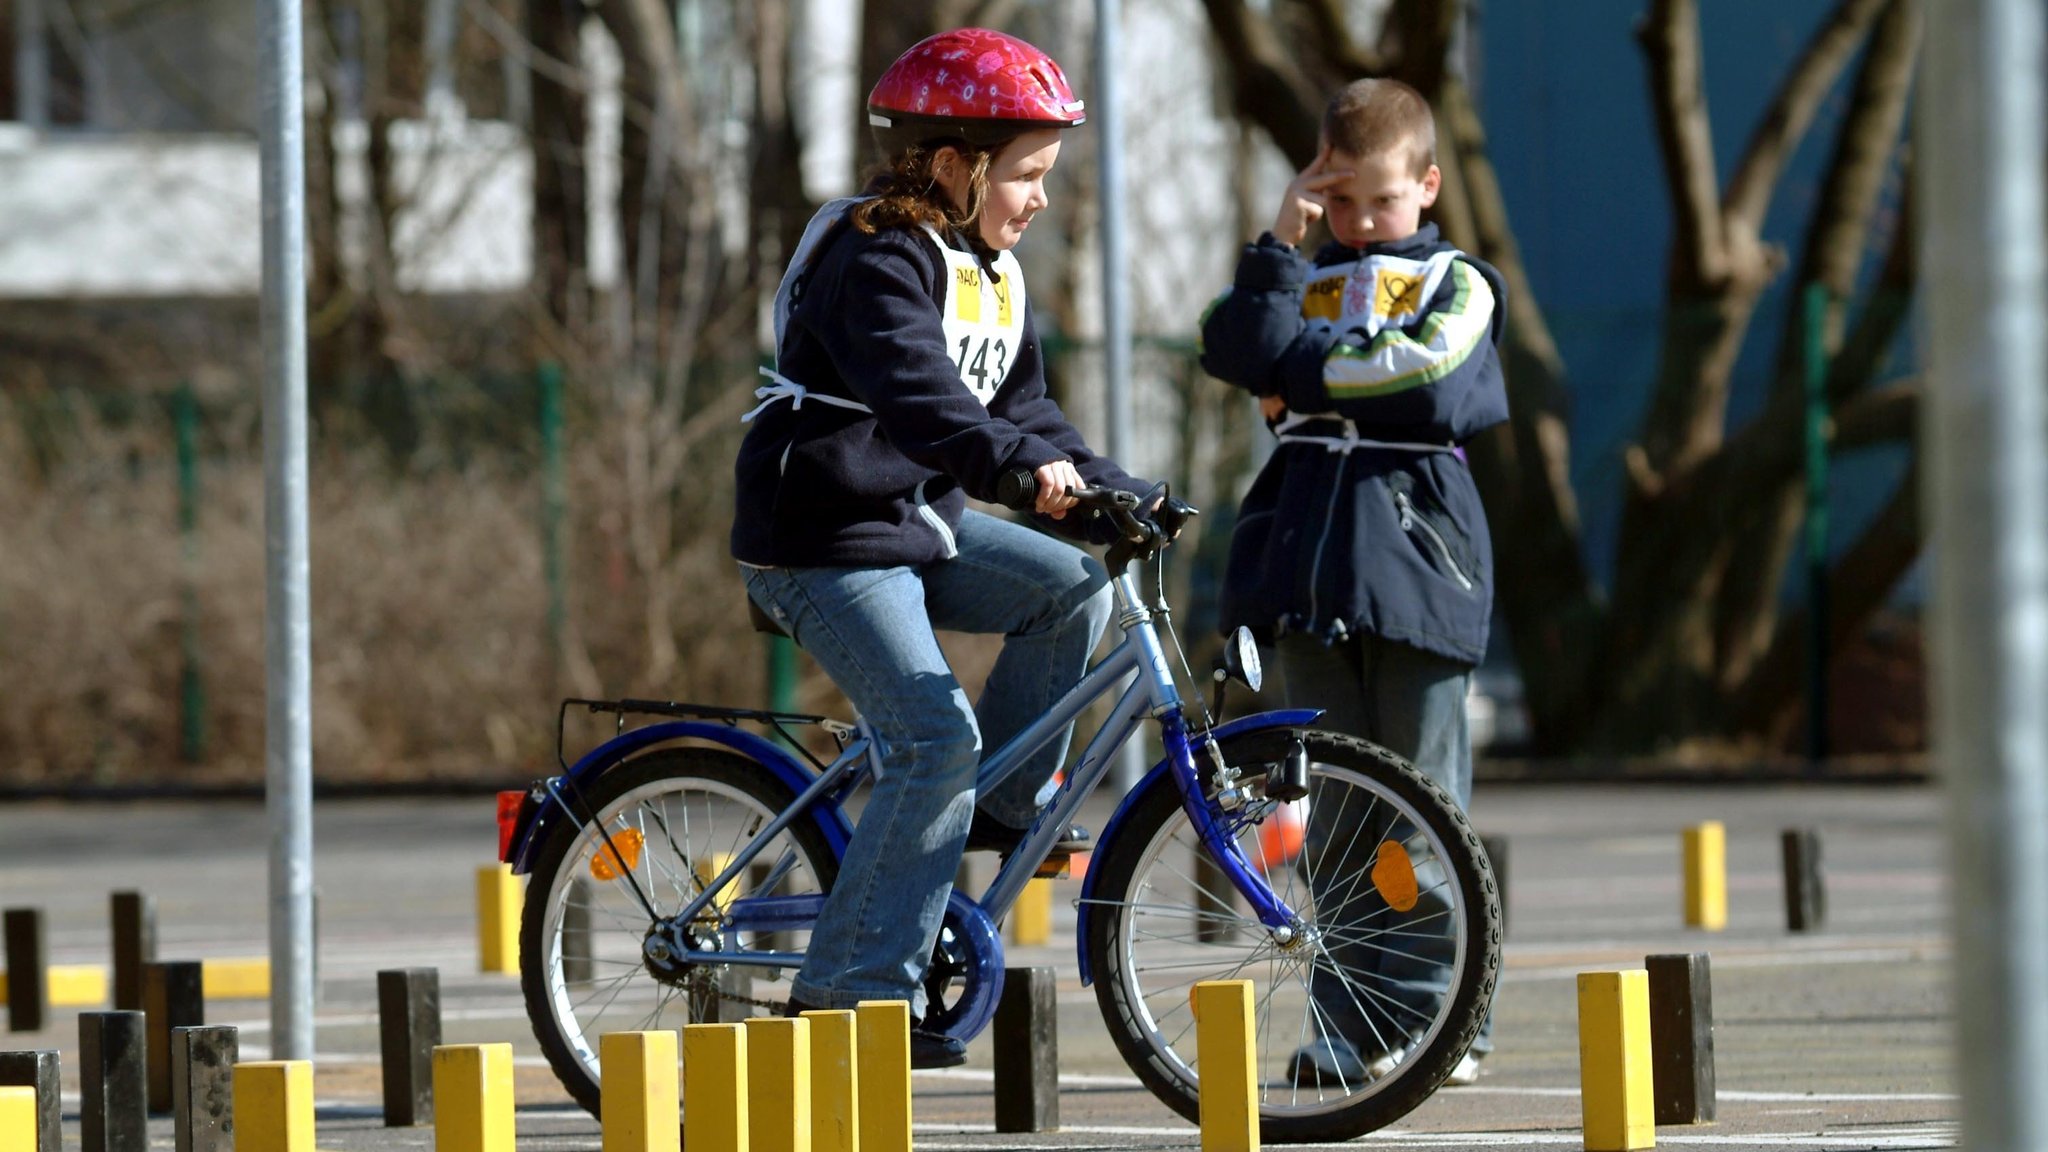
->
xmin=1085 ymin=728 xmax=1499 ymax=1142
xmin=519 ymin=746 xmax=839 ymax=1115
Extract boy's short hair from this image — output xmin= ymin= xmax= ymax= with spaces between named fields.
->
xmin=1321 ymin=78 xmax=1436 ymax=176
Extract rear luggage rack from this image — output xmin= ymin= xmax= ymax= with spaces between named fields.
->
xmin=557 ymin=696 xmax=855 ymax=774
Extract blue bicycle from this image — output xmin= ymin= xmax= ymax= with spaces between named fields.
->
xmin=498 ymin=483 xmax=1500 ymax=1141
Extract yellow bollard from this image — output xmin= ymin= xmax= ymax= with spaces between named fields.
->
xmin=434 ymin=1043 xmax=516 ymax=1152
xmin=802 ymin=1009 xmax=860 ymax=1152
xmin=684 ymin=1023 xmax=750 ymax=1152
xmin=477 ymin=864 xmax=522 ymax=974
xmin=0 ymin=965 xmax=110 ymax=1007
xmin=1009 ymin=878 xmax=1053 ymax=947
xmin=49 ymin=964 xmax=109 ymax=1006
xmin=694 ymin=853 xmax=738 ymax=913
xmin=1681 ymin=822 xmax=1727 ymax=930
xmin=203 ymin=957 xmax=272 ymax=1000
xmin=234 ymin=1060 xmax=315 ymax=1152
xmin=602 ymin=1031 xmax=681 ymax=1152
xmin=0 ymin=1085 xmax=35 ymax=1150
xmin=854 ymin=1001 xmax=911 ymax=1152
xmin=1578 ymin=970 xmax=1656 ymax=1151
xmin=747 ymin=1016 xmax=812 ymax=1152
xmin=1193 ymin=980 xmax=1259 ymax=1152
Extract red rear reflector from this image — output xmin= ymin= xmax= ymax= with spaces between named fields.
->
xmin=496 ymin=790 xmax=525 ymax=862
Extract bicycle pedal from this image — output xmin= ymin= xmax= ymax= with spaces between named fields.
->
xmin=1034 ymin=854 xmax=1072 ymax=879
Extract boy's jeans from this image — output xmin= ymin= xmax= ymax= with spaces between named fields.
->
xmin=1277 ymin=633 xmax=1494 ymax=1056
xmin=741 ymin=510 xmax=1111 ymax=1015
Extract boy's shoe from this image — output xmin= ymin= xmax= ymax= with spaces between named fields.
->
xmin=965 ymin=812 xmax=1092 ymax=856
xmin=1444 ymin=1051 xmax=1483 ymax=1086
xmin=786 ymin=995 xmax=968 ymax=1069
xmin=1364 ymin=1044 xmax=1408 ymax=1080
xmin=1287 ymin=1037 xmax=1371 ymax=1086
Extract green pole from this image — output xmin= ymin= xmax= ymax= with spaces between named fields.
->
xmin=758 ymin=352 xmax=799 ymax=715
xmin=1801 ymin=283 xmax=1832 ymax=767
xmin=539 ymin=363 xmax=567 ymax=675
xmin=174 ymin=382 xmax=206 ymax=762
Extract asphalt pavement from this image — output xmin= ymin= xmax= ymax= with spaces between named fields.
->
xmin=0 ymin=782 xmax=1954 ymax=1149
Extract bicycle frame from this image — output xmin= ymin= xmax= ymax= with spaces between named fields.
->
xmin=515 ymin=565 xmax=1315 ymax=985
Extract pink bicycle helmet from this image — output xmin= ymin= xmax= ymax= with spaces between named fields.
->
xmin=867 ymin=28 xmax=1087 ymax=155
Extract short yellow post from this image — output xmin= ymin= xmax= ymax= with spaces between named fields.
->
xmin=802 ymin=1009 xmax=860 ymax=1152
xmin=477 ymin=865 xmax=522 ymax=973
xmin=0 ymin=964 xmax=111 ymax=1006
xmin=48 ymin=964 xmax=110 ymax=1006
xmin=683 ymin=1023 xmax=750 ymax=1152
xmin=1193 ymin=980 xmax=1258 ymax=1152
xmin=0 ymin=1085 xmax=36 ymax=1150
xmin=854 ymin=1001 xmax=911 ymax=1152
xmin=694 ymin=853 xmax=738 ymax=913
xmin=747 ymin=1016 xmax=812 ymax=1152
xmin=1578 ymin=970 xmax=1656 ymax=1151
xmin=1009 ymin=878 xmax=1053 ymax=946
xmin=1681 ymin=822 xmax=1727 ymax=930
xmin=233 ymin=1060 xmax=315 ymax=1152
xmin=434 ymin=1043 xmax=516 ymax=1152
xmin=602 ymin=1031 xmax=681 ymax=1152
xmin=202 ymin=957 xmax=272 ymax=1000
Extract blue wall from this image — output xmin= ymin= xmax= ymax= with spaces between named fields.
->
xmin=1479 ymin=0 xmax=1916 ymax=600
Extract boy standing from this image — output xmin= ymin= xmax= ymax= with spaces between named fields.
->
xmin=1200 ymin=78 xmax=1507 ymax=1086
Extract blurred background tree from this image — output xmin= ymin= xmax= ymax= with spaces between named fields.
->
xmin=0 ymin=0 xmax=1927 ymax=782
xmin=1201 ymin=0 xmax=1921 ymax=754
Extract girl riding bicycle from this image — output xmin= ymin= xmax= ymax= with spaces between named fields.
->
xmin=730 ymin=27 xmax=1164 ymax=1068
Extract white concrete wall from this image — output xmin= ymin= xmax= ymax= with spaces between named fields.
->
xmin=0 ymin=119 xmax=531 ymax=298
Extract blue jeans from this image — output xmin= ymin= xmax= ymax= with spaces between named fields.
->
xmin=741 ymin=510 xmax=1112 ymax=1015
xmin=1277 ymin=633 xmax=1493 ymax=1055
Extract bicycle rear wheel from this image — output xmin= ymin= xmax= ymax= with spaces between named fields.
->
xmin=1084 ymin=728 xmax=1499 ymax=1142
xmin=519 ymin=746 xmax=839 ymax=1115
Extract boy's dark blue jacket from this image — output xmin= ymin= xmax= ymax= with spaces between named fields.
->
xmin=1200 ymin=223 xmax=1509 ymax=665
xmin=732 ymin=219 xmax=1142 ymax=568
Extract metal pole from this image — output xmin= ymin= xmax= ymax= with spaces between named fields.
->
xmin=1800 ymin=283 xmax=1830 ymax=767
xmin=15 ymin=0 xmax=49 ymax=129
xmin=259 ymin=0 xmax=315 ymax=1062
xmin=1096 ymin=0 xmax=1145 ymax=791
xmin=1921 ymin=4 xmax=2048 ymax=1148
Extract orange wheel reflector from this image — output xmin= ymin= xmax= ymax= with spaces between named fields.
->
xmin=591 ymin=827 xmax=645 ymax=880
xmin=1372 ymin=840 xmax=1420 ymax=912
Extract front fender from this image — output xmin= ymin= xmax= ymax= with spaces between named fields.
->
xmin=1075 ymin=708 xmax=1323 ymax=985
xmin=506 ymin=721 xmax=854 ymax=876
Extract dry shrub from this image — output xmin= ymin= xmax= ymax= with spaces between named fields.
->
xmin=0 ymin=393 xmax=781 ymax=787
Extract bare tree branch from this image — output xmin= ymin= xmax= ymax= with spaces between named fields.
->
xmin=1709 ymin=0 xmax=1919 ymax=684
xmin=1722 ymin=0 xmax=1888 ymax=233
xmin=1300 ymin=0 xmax=1387 ymax=78
xmin=1637 ymin=0 xmax=1728 ymax=286
xmin=1737 ymin=455 xmax=1920 ymax=741
xmin=1805 ymin=0 xmax=1921 ymax=298
xmin=1200 ymin=0 xmax=1326 ymax=166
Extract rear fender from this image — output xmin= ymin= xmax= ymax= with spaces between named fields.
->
xmin=1074 ymin=708 xmax=1323 ymax=985
xmin=503 ymin=721 xmax=853 ymax=876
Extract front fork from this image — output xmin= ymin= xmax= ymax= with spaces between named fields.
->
xmin=1159 ymin=711 xmax=1307 ymax=941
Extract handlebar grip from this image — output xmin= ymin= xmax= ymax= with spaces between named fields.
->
xmin=995 ymin=469 xmax=1038 ymax=511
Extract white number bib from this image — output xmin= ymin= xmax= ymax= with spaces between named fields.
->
xmin=924 ymin=226 xmax=1027 ymax=406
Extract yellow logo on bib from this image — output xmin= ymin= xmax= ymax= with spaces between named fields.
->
xmin=1376 ymin=268 xmax=1426 ymax=318
xmin=1302 ymin=275 xmax=1344 ymax=322
xmin=954 ymin=267 xmax=982 ymax=322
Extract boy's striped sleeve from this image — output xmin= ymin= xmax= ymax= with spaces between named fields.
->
xmin=1322 ymin=259 xmax=1496 ymax=398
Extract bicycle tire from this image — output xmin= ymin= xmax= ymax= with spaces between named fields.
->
xmin=520 ymin=746 xmax=840 ymax=1116
xmin=1084 ymin=728 xmax=1500 ymax=1142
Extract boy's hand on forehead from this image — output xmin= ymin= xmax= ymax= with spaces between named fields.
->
xmin=1272 ymin=143 xmax=1354 ymax=248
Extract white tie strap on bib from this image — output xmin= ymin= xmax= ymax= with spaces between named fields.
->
xmin=1271 ymin=412 xmax=1455 ymax=455
xmin=742 ymin=367 xmax=876 ymax=424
